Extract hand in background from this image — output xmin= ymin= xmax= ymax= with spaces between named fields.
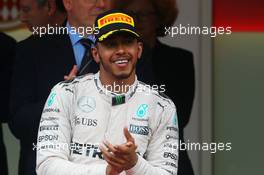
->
xmin=64 ymin=65 xmax=78 ymax=80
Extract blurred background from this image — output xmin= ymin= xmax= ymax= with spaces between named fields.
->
xmin=1 ymin=0 xmax=263 ymax=174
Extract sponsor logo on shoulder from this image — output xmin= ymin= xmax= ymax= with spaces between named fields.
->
xmin=47 ymin=92 xmax=56 ymax=107
xmin=40 ymin=117 xmax=58 ymax=123
xmin=42 ymin=108 xmax=60 ymax=113
xmin=39 ymin=125 xmax=59 ymax=131
xmin=136 ymin=104 xmax=148 ymax=118
xmin=172 ymin=113 xmax=178 ymax=126
xmin=132 ymin=104 xmax=149 ymax=121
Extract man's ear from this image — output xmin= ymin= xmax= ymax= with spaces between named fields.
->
xmin=137 ymin=42 xmax=143 ymax=59
xmin=91 ymin=47 xmax=100 ymax=63
xmin=62 ymin=0 xmax=72 ymax=11
xmin=47 ymin=0 xmax=56 ymax=16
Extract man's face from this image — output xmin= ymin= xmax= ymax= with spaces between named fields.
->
xmin=19 ymin=0 xmax=50 ymax=31
xmin=92 ymin=33 xmax=143 ymax=80
xmin=64 ymin=0 xmax=111 ymax=28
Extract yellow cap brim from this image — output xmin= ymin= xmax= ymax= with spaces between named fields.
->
xmin=98 ymin=29 xmax=140 ymax=42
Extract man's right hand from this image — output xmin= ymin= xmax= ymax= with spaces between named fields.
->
xmin=100 ymin=127 xmax=138 ymax=173
xmin=64 ymin=65 xmax=78 ymax=80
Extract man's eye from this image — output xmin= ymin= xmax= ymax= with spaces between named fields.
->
xmin=104 ymin=41 xmax=117 ymax=48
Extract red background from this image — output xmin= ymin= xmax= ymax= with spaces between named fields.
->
xmin=213 ymin=0 xmax=264 ymax=32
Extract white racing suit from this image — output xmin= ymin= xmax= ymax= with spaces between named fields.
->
xmin=36 ymin=72 xmax=179 ymax=175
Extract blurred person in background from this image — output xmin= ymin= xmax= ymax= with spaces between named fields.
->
xmin=9 ymin=1 xmax=112 ymax=174
xmin=19 ymin=0 xmax=66 ymax=31
xmin=8 ymin=1 xmax=66 ymax=174
xmin=114 ymin=0 xmax=195 ymax=174
xmin=0 ymin=32 xmax=16 ymax=175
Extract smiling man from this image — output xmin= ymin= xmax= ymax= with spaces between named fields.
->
xmin=36 ymin=10 xmax=178 ymax=175
xmin=91 ymin=11 xmax=142 ymax=91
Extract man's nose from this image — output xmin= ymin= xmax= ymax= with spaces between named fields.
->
xmin=115 ymin=44 xmax=126 ymax=55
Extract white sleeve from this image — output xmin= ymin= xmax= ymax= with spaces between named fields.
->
xmin=36 ymin=84 xmax=107 ymax=175
xmin=126 ymin=102 xmax=179 ymax=175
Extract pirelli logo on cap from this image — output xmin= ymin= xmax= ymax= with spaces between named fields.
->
xmin=98 ymin=13 xmax=134 ymax=29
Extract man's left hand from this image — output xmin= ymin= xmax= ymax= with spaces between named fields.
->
xmin=100 ymin=127 xmax=138 ymax=172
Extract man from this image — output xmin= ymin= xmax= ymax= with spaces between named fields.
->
xmin=19 ymin=0 xmax=66 ymax=31
xmin=0 ymin=32 xmax=16 ymax=175
xmin=9 ymin=1 xmax=66 ymax=175
xmin=62 ymin=0 xmax=112 ymax=77
xmin=9 ymin=1 xmax=111 ymax=175
xmin=115 ymin=0 xmax=196 ymax=174
xmin=36 ymin=10 xmax=179 ymax=175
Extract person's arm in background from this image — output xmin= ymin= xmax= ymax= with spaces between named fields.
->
xmin=8 ymin=38 xmax=45 ymax=143
xmin=154 ymin=44 xmax=195 ymax=130
xmin=0 ymin=32 xmax=16 ymax=123
xmin=174 ymin=50 xmax=195 ymax=128
xmin=0 ymin=32 xmax=17 ymax=175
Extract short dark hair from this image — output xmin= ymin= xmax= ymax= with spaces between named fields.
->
xmin=153 ymin=0 xmax=178 ymax=37
xmin=36 ymin=0 xmax=47 ymax=7
xmin=55 ymin=0 xmax=66 ymax=12
xmin=36 ymin=0 xmax=65 ymax=12
xmin=113 ymin=0 xmax=178 ymax=37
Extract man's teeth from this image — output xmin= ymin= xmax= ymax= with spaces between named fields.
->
xmin=115 ymin=60 xmax=128 ymax=64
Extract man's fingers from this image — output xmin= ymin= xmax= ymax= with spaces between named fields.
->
xmin=99 ymin=144 xmax=113 ymax=161
xmin=114 ymin=142 xmax=137 ymax=154
xmin=64 ymin=75 xmax=69 ymax=80
xmin=123 ymin=127 xmax=134 ymax=143
xmin=64 ymin=65 xmax=78 ymax=80
xmin=126 ymin=142 xmax=133 ymax=147
xmin=103 ymin=140 xmax=118 ymax=154
xmin=70 ymin=65 xmax=78 ymax=73
xmin=69 ymin=65 xmax=78 ymax=76
xmin=99 ymin=145 xmax=127 ymax=165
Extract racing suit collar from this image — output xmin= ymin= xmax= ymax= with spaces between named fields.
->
xmin=94 ymin=72 xmax=138 ymax=106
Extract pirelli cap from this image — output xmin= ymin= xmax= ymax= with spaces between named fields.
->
xmin=94 ymin=9 xmax=140 ymax=42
